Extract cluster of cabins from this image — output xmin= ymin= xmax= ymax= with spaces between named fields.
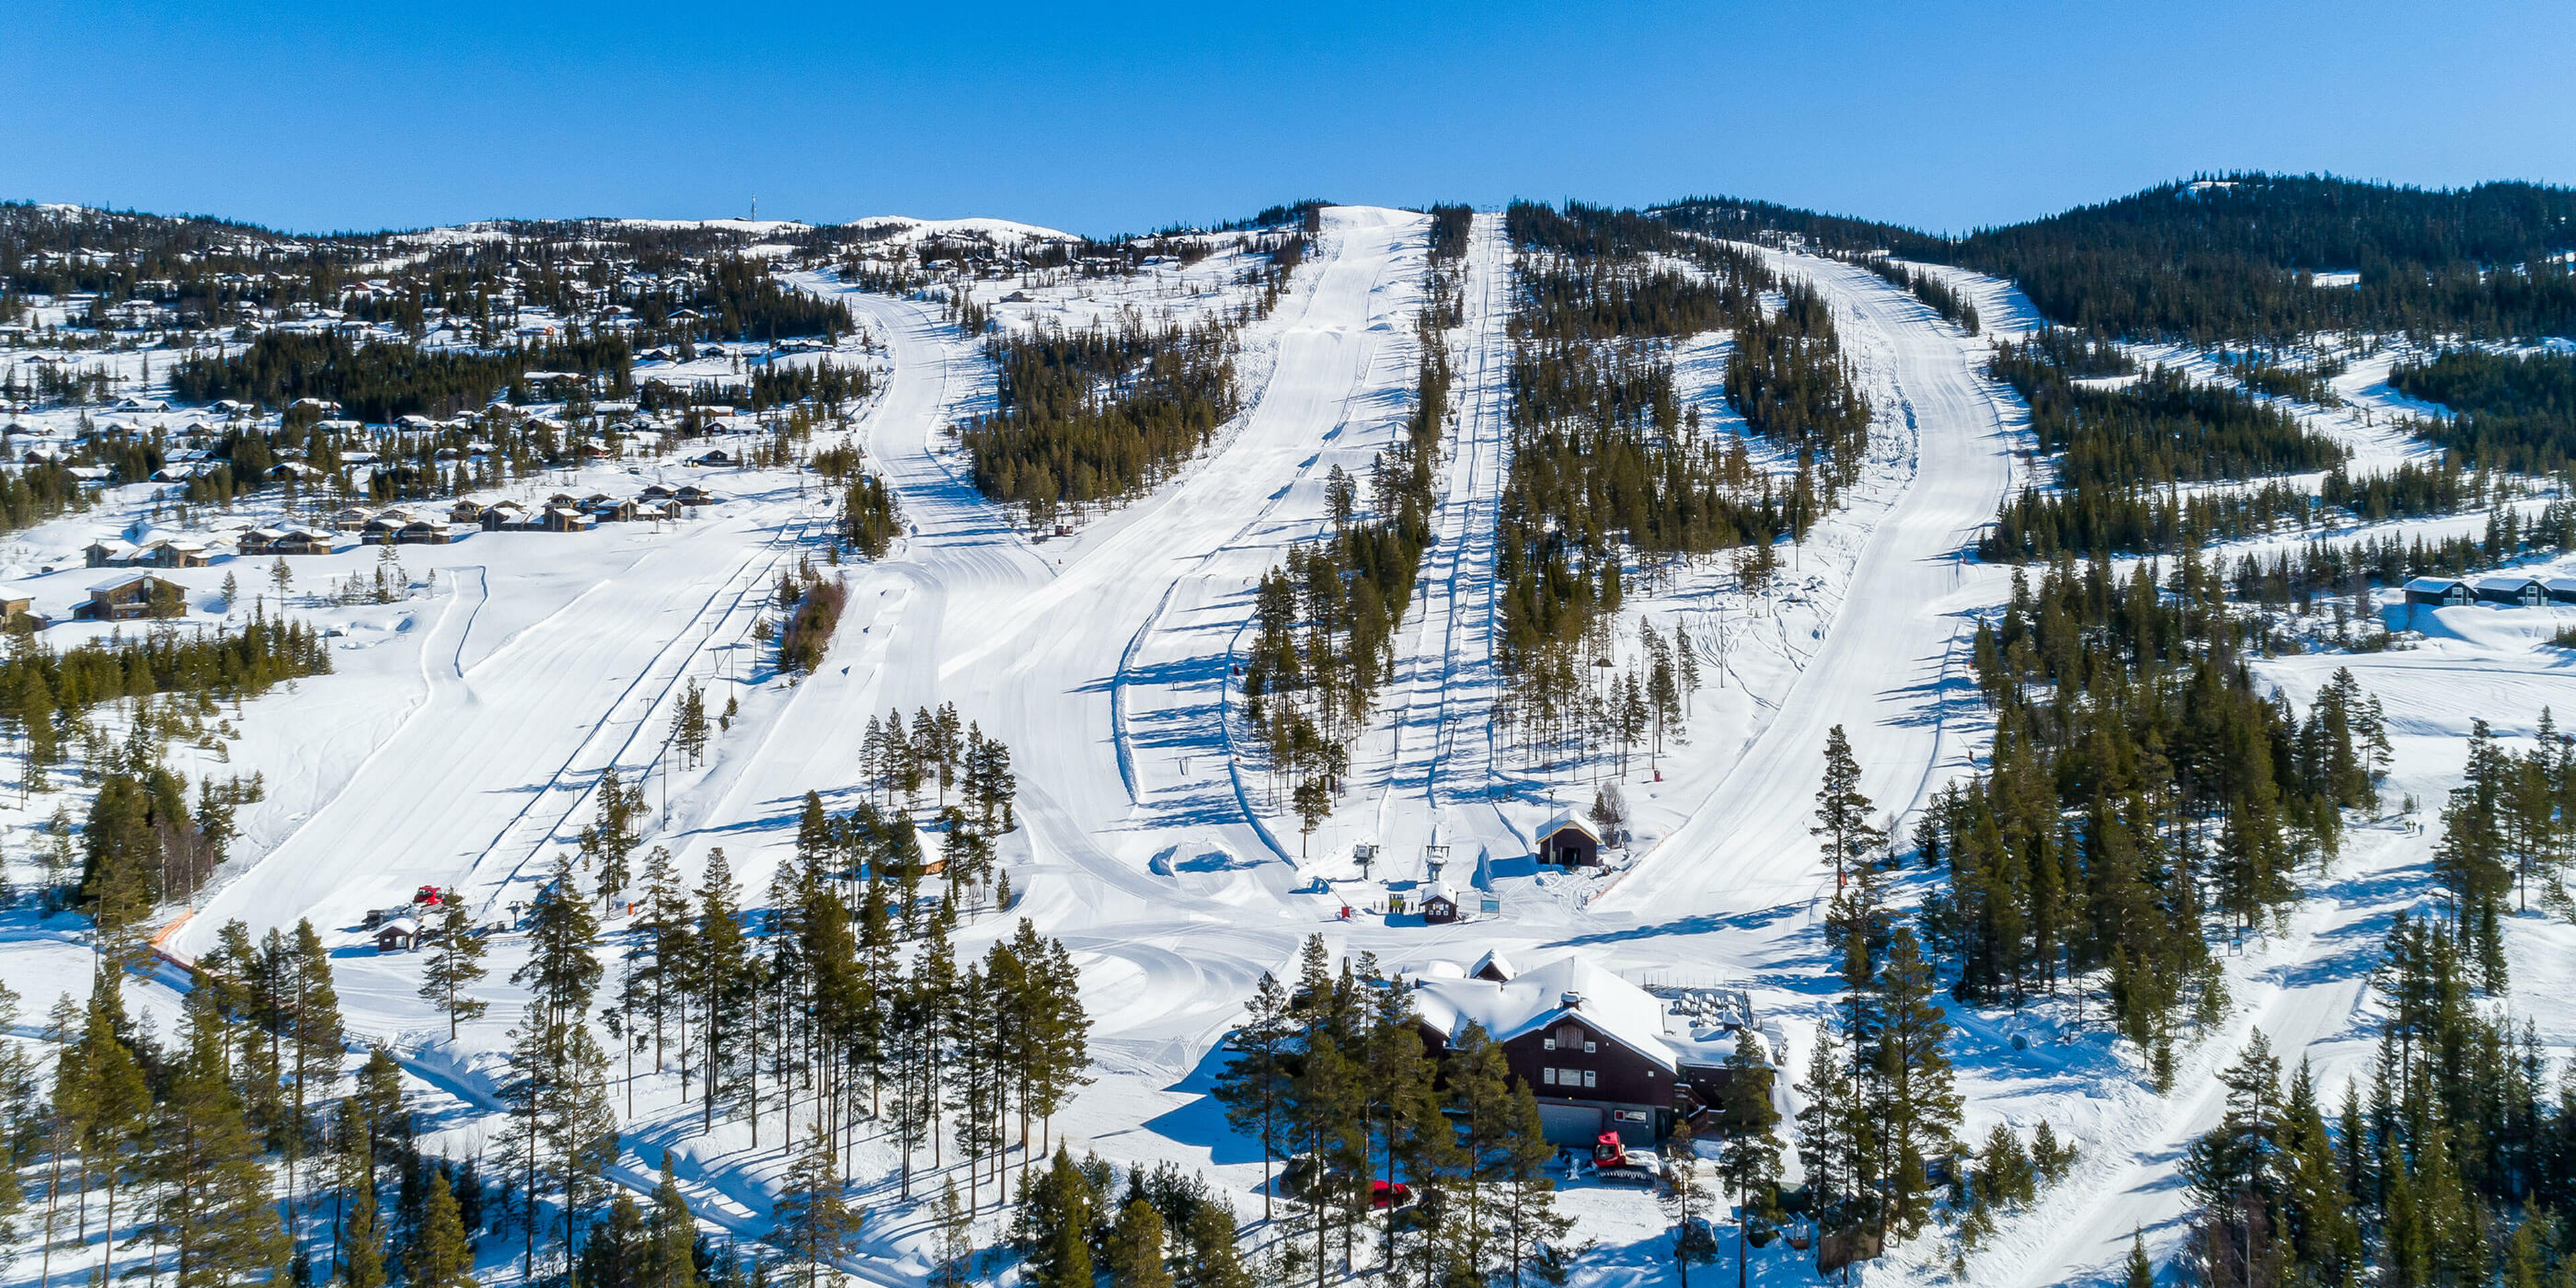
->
xmin=2402 ymin=572 xmax=2576 ymax=609
xmin=80 ymin=484 xmax=720 ymax=570
xmin=1410 ymin=951 xmax=1768 ymax=1146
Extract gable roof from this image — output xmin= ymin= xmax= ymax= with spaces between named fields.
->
xmin=1534 ymin=814 xmax=1599 ymax=844
xmin=1411 ymin=953 xmax=1678 ymax=1071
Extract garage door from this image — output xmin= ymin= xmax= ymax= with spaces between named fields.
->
xmin=1538 ymin=1102 xmax=1605 ymax=1148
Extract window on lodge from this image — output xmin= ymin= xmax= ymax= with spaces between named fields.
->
xmin=1540 ymin=1068 xmax=1597 ymax=1089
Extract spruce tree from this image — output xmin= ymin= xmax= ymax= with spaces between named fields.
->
xmin=1177 ymin=1200 xmax=1254 ymax=1288
xmin=929 ymin=1179 xmax=974 ymax=1288
xmin=407 ymin=1171 xmax=477 ymax=1288
xmin=343 ymin=1174 xmax=386 ymax=1288
xmin=772 ymin=1123 xmax=865 ymax=1288
xmin=1494 ymin=1081 xmax=1574 ymax=1288
xmin=647 ymin=1152 xmax=704 ymax=1288
xmin=1106 ymin=1199 xmax=1174 ymax=1288
xmin=2124 ymin=1230 xmax=2153 ymax=1288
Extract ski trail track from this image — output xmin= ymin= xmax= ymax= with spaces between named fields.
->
xmin=179 ymin=500 xmax=829 ymax=953
xmin=1592 ymin=251 xmax=2023 ymax=923
xmin=761 ymin=209 xmax=1433 ymax=1069
xmin=1110 ymin=205 xmax=1427 ymax=864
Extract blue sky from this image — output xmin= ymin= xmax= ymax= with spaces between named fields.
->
xmin=7 ymin=0 xmax=2571 ymax=237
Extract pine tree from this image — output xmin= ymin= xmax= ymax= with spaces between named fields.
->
xmin=1794 ymin=1024 xmax=1863 ymax=1232
xmin=692 ymin=847 xmax=755 ymax=1131
xmin=1716 ymin=1035 xmax=1782 ymax=1268
xmin=70 ymin=975 xmax=150 ymax=1288
xmin=1213 ymin=972 xmax=1293 ymax=1221
xmin=1871 ymin=926 xmax=1960 ymax=1236
xmin=1813 ymin=724 xmax=1883 ymax=891
xmin=419 ymin=898 xmax=489 ymax=1040
xmin=151 ymin=987 xmax=290 ymax=1288
xmin=286 ymin=918 xmax=347 ymax=1210
xmin=772 ymin=1123 xmax=865 ymax=1288
xmin=627 ymin=846 xmax=694 ymax=1069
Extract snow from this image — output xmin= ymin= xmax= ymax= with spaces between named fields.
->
xmin=2 ymin=199 xmax=2570 ymax=1287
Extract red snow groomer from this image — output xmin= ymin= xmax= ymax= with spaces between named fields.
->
xmin=413 ymin=885 xmax=449 ymax=908
xmin=1591 ymin=1132 xmax=1662 ymax=1186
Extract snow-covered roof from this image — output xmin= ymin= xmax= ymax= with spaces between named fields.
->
xmin=1534 ymin=814 xmax=1598 ymax=843
xmin=2544 ymin=577 xmax=2576 ymax=595
xmin=2473 ymin=573 xmax=2542 ymax=592
xmin=1470 ymin=949 xmax=1517 ymax=981
xmin=379 ymin=916 xmax=421 ymax=936
xmin=2404 ymin=576 xmax=2467 ymax=592
xmin=1412 ymin=953 xmax=1680 ymax=1071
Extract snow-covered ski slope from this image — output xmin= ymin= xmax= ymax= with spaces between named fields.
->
xmin=1352 ymin=214 xmax=1519 ymax=877
xmin=1594 ymin=251 xmax=2023 ymax=919
xmin=104 ymin=201 xmax=2558 ymax=1285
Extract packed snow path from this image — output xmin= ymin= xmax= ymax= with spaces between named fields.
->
xmin=1594 ymin=252 xmax=2023 ymax=920
xmin=1353 ymin=213 xmax=1518 ymax=878
xmin=176 ymin=498 xmax=833 ymax=952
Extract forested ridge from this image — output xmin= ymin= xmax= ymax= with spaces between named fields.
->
xmin=963 ymin=320 xmax=1240 ymax=525
xmin=2392 ymin=348 xmax=2576 ymax=476
xmin=2176 ymin=704 xmax=2576 ymax=1285
xmin=1918 ymin=555 xmax=2377 ymax=1067
xmin=1658 ymin=175 xmax=2576 ymax=343
xmin=1980 ymin=331 xmax=2349 ymax=559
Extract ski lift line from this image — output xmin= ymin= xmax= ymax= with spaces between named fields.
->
xmin=1363 ymin=216 xmax=1514 ymax=844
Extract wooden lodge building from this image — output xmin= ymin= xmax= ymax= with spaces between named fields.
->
xmin=1409 ymin=951 xmax=1765 ymax=1146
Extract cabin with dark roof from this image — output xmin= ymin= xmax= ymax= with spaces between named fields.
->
xmin=2473 ymin=574 xmax=2546 ymax=608
xmin=2404 ymin=576 xmax=2471 ymax=608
